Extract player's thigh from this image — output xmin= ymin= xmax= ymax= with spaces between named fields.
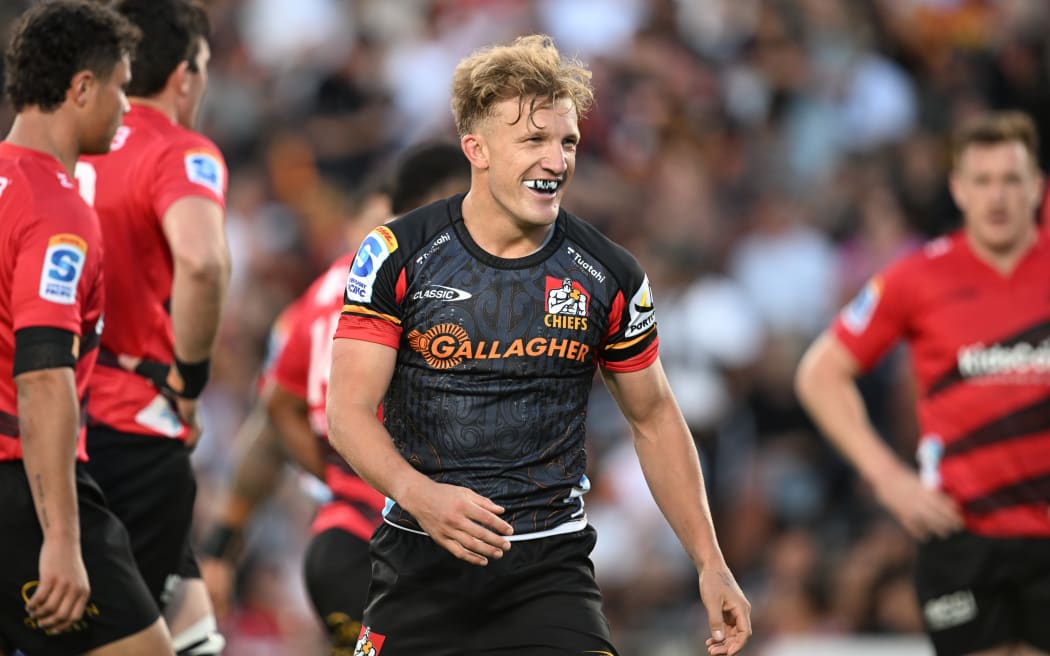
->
xmin=1017 ymin=538 xmax=1050 ymax=654
xmin=916 ymin=533 xmax=1010 ymax=656
xmin=472 ymin=526 xmax=618 ymax=656
xmin=356 ymin=524 xmax=472 ymax=656
xmin=85 ymin=428 xmax=197 ymax=607
xmin=0 ymin=464 xmax=161 ymax=655
xmin=304 ymin=528 xmax=372 ymax=648
xmin=84 ymin=618 xmax=172 ymax=656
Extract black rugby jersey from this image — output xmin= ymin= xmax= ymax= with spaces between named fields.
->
xmin=335 ymin=194 xmax=658 ymax=537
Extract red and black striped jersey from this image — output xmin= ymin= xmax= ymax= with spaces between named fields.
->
xmin=0 ymin=142 xmax=104 ymax=461
xmin=335 ymin=194 xmax=659 ymax=538
xmin=833 ymin=230 xmax=1050 ymax=537
xmin=271 ymin=254 xmax=384 ymax=540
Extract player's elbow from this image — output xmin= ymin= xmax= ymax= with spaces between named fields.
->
xmin=174 ymin=241 xmax=230 ymax=284
xmin=794 ymin=341 xmax=827 ymax=411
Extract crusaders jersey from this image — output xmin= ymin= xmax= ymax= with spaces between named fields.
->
xmin=271 ymin=254 xmax=384 ymax=540
xmin=0 ymin=143 xmax=104 ymax=461
xmin=335 ymin=195 xmax=659 ymax=538
xmin=833 ymin=230 xmax=1050 ymax=537
xmin=79 ymin=104 xmax=227 ymax=440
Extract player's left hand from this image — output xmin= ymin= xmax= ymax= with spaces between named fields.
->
xmin=699 ymin=562 xmax=751 ymax=655
xmin=176 ymin=397 xmax=203 ymax=449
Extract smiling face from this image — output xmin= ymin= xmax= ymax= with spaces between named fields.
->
xmin=472 ymin=95 xmax=579 ymax=233
xmin=950 ymin=140 xmax=1041 ymax=256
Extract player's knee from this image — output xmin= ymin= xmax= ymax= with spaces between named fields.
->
xmin=172 ymin=615 xmax=225 ymax=656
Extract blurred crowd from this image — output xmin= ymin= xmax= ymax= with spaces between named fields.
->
xmin=3 ymin=0 xmax=1050 ymax=654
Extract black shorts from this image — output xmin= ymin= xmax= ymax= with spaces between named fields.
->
xmin=358 ymin=523 xmax=618 ymax=656
xmin=85 ymin=426 xmax=199 ymax=610
xmin=916 ymin=531 xmax=1050 ymax=655
xmin=0 ymin=461 xmax=159 ymax=655
xmin=304 ymin=528 xmax=372 ymax=653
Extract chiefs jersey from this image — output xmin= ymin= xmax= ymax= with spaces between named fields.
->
xmin=79 ymin=104 xmax=227 ymax=440
xmin=335 ymin=194 xmax=659 ymax=538
xmin=0 ymin=143 xmax=104 ymax=461
xmin=834 ymin=230 xmax=1050 ymax=537
xmin=271 ymin=254 xmax=384 ymax=540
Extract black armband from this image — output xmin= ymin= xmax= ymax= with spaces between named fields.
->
xmin=175 ymin=356 xmax=210 ymax=399
xmin=199 ymin=524 xmax=243 ymax=562
xmin=13 ymin=327 xmax=76 ymax=376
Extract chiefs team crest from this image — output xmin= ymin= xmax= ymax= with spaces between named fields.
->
xmin=354 ymin=626 xmax=386 ymax=655
xmin=544 ymin=276 xmax=589 ymax=331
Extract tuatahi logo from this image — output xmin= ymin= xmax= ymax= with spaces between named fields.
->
xmin=957 ymin=339 xmax=1050 ymax=378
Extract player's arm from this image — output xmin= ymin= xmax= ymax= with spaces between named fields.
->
xmin=602 ymin=358 xmax=751 ymax=656
xmin=199 ymin=395 xmax=287 ymax=619
xmin=266 ymin=380 xmax=324 ymax=480
xmin=795 ymin=332 xmax=962 ymax=540
xmin=162 ymin=196 xmax=229 ymax=395
xmin=327 ymin=338 xmax=512 ymax=566
xmin=14 ymin=329 xmax=89 ymax=633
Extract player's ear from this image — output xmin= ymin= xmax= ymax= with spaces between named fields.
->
xmin=169 ymin=59 xmax=193 ymax=96
xmin=70 ymin=70 xmax=95 ymax=107
xmin=460 ymin=133 xmax=488 ymax=171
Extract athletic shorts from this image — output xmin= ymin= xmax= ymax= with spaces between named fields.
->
xmin=304 ymin=527 xmax=372 ymax=654
xmin=356 ymin=523 xmax=618 ymax=656
xmin=916 ymin=531 xmax=1050 ymax=655
xmin=85 ymin=426 xmax=199 ymax=609
xmin=0 ymin=461 xmax=159 ymax=655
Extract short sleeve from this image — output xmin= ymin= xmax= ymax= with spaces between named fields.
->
xmin=11 ymin=213 xmax=95 ymax=336
xmin=150 ymin=136 xmax=227 ymax=220
xmin=831 ymin=261 xmax=913 ymax=371
xmin=335 ymin=225 xmax=404 ymax=348
xmin=271 ymin=307 xmax=310 ymax=400
xmin=597 ymin=265 xmax=659 ymax=373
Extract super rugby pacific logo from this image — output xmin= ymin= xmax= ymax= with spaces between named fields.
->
xmin=346 ymin=226 xmax=398 ymax=303
xmin=407 ymin=323 xmax=590 ymax=369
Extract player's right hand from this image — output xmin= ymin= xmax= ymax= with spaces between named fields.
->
xmin=873 ymin=463 xmax=963 ymax=541
xmin=403 ymin=481 xmax=513 ymax=566
xmin=28 ymin=537 xmax=90 ymax=634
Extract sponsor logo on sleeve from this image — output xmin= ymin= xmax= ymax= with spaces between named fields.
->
xmin=39 ymin=233 xmax=87 ymax=305
xmin=624 ymin=276 xmax=655 ymax=338
xmin=842 ymin=277 xmax=882 ymax=334
xmin=184 ymin=149 xmax=224 ymax=198
xmin=346 ymin=227 xmax=399 ymax=303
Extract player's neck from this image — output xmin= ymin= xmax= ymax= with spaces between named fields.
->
xmin=129 ymin=96 xmax=177 ymax=123
xmin=5 ymin=111 xmax=79 ymax=175
xmin=461 ymin=190 xmax=555 ymax=259
xmin=965 ymin=224 xmax=1038 ymax=275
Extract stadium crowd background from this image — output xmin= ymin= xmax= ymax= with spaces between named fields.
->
xmin=3 ymin=1 xmax=1049 ymax=654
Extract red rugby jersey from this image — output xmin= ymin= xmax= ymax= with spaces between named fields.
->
xmin=0 ymin=143 xmax=105 ymax=461
xmin=833 ymin=230 xmax=1050 ymax=537
xmin=271 ymin=254 xmax=384 ymax=540
xmin=79 ymin=104 xmax=227 ymax=440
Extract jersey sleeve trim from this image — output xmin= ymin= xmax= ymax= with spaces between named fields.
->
xmin=599 ymin=339 xmax=659 ymax=373
xmin=335 ymin=315 xmax=401 ymax=349
xmin=604 ymin=326 xmax=656 ymax=351
xmin=342 ymin=304 xmax=402 ymax=326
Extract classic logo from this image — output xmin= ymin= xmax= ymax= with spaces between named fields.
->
xmin=347 ymin=227 xmax=398 ymax=303
xmin=545 ymin=276 xmax=589 ymax=331
xmin=624 ymin=276 xmax=655 ymax=338
xmin=407 ymin=322 xmax=590 ymax=369
xmin=411 ymin=284 xmax=472 ymax=302
xmin=39 ymin=233 xmax=87 ymax=305
xmin=842 ymin=277 xmax=882 ymax=334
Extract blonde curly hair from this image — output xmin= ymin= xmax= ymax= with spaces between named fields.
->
xmin=450 ymin=34 xmax=594 ymax=137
